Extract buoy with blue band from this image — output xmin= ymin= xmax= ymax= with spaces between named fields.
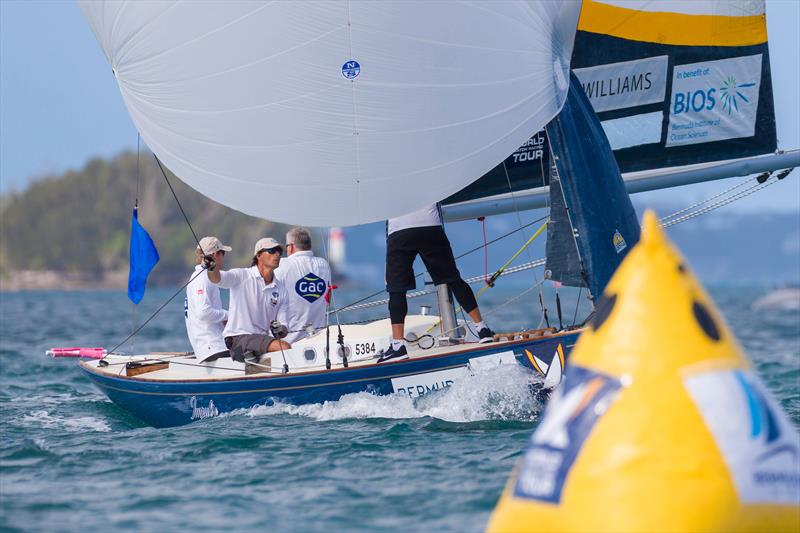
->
xmin=487 ymin=210 xmax=800 ymax=532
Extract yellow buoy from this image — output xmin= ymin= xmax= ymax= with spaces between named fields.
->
xmin=488 ymin=211 xmax=800 ymax=533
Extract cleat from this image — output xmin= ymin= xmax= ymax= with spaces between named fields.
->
xmin=477 ymin=326 xmax=495 ymax=343
xmin=376 ymin=344 xmax=408 ymax=363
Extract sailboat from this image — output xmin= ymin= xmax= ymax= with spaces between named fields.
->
xmin=64 ymin=1 xmax=597 ymax=428
xmin=64 ymin=0 xmax=795 ymax=430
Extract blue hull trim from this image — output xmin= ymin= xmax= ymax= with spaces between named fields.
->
xmin=81 ymin=333 xmax=579 ymax=427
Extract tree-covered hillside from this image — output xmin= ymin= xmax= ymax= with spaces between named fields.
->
xmin=0 ymin=151 xmax=291 ymax=286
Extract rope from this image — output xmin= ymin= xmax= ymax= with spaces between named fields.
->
xmin=330 ymin=214 xmax=549 ymax=313
xmin=153 ymin=155 xmax=204 ymax=253
xmin=475 ymin=219 xmax=548 ymax=299
xmin=478 ymin=217 xmax=489 ymax=284
xmin=336 ymin=258 xmax=546 ymax=313
xmin=660 ymin=173 xmax=785 ymax=227
xmin=659 ymin=172 xmax=769 ymax=224
xmin=107 ymin=266 xmax=209 ymax=355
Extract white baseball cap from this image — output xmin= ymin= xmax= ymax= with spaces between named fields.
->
xmin=253 ymin=237 xmax=283 ymax=255
xmin=197 ymin=236 xmax=232 ymax=255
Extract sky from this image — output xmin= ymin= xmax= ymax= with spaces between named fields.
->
xmin=1 ymin=0 xmax=799 ymax=213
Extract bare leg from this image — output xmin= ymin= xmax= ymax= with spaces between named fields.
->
xmin=391 ymin=323 xmax=404 ymax=341
xmin=467 ymin=308 xmax=482 ymax=323
xmin=267 ymin=339 xmax=292 ymax=352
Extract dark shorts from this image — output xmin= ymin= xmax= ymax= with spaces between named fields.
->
xmin=225 ymin=334 xmax=275 ymax=362
xmin=386 ymin=225 xmax=462 ymax=292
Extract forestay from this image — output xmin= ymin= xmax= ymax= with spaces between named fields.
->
xmin=78 ymin=1 xmax=581 ymax=226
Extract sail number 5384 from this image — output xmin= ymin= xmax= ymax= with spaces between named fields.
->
xmin=354 ymin=342 xmax=376 ymax=356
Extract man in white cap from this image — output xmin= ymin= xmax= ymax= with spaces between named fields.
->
xmin=185 ymin=236 xmax=232 ymax=363
xmin=207 ymin=237 xmax=291 ymax=364
xmin=274 ymin=227 xmax=332 ymax=344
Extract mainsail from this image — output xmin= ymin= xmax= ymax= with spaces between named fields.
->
xmin=443 ymin=0 xmax=796 ymax=222
xmin=78 ymin=1 xmax=581 ymax=226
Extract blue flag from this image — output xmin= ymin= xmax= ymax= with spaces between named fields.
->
xmin=128 ymin=208 xmax=160 ymax=304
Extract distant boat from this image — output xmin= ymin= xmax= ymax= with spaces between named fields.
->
xmin=752 ymin=286 xmax=800 ymax=310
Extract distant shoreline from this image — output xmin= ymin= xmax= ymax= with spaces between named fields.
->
xmin=0 ymin=270 xmax=188 ymax=292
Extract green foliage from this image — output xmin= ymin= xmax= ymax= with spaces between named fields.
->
xmin=0 ymin=151 xmax=291 ymax=283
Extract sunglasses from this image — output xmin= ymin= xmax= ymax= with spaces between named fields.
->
xmin=258 ymin=247 xmax=283 ymax=256
xmin=216 ymin=250 xmax=226 ymax=256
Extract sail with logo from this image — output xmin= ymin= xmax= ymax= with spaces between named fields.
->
xmin=60 ymin=1 xmax=596 ymax=428
xmin=443 ymin=0 xmax=798 ymax=220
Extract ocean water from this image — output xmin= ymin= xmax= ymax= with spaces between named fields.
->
xmin=1 ymin=286 xmax=798 ymax=532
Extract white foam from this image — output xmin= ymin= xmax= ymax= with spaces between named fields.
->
xmin=245 ymin=364 xmax=543 ymax=423
xmin=22 ymin=410 xmax=111 ymax=433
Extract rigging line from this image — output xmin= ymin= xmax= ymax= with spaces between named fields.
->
xmin=153 ymin=154 xmax=204 ymax=253
xmin=331 ymin=214 xmax=548 ymax=313
xmin=501 ymin=158 xmax=548 ymax=322
xmin=477 ymin=219 xmax=548 ymax=297
xmin=135 ymin=133 xmax=141 ymax=206
xmin=659 ymin=172 xmax=770 ymax=223
xmin=426 ymin=225 xmax=547 ymax=335
xmin=107 ymin=266 xmax=210 ymax=355
xmin=661 ymin=175 xmax=782 ymax=227
xmin=571 ymin=286 xmax=582 ymax=327
xmin=131 ymin=132 xmax=143 ymax=354
xmin=337 ymin=258 xmax=547 ymax=313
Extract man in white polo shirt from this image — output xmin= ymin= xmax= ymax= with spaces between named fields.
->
xmin=185 ymin=236 xmax=231 ymax=363
xmin=206 ymin=237 xmax=291 ymax=364
xmin=274 ymin=227 xmax=332 ymax=344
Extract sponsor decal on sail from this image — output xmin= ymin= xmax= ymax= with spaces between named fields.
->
xmin=667 ymin=54 xmax=762 ymax=147
xmin=574 ymin=56 xmax=668 ymax=113
xmin=613 ymin=230 xmax=627 ymax=253
xmin=341 ymin=60 xmax=360 ymax=80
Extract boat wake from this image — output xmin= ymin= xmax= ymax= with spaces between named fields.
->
xmin=21 ymin=409 xmax=111 ymax=433
xmin=244 ymin=364 xmax=546 ymax=423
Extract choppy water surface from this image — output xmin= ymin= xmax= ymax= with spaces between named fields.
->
xmin=1 ymin=287 xmax=798 ymax=531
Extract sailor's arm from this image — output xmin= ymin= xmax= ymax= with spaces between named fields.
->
xmin=205 ymin=256 xmax=222 ymax=284
xmin=190 ymin=286 xmax=228 ymax=324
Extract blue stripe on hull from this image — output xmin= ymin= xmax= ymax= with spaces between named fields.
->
xmin=83 ymin=333 xmax=579 ymax=427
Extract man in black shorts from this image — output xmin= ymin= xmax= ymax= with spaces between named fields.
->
xmin=378 ymin=203 xmax=494 ymax=363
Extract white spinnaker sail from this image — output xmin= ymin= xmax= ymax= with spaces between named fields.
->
xmin=78 ymin=1 xmax=581 ymax=226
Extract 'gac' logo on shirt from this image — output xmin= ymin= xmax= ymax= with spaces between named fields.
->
xmin=295 ymin=273 xmax=327 ymax=303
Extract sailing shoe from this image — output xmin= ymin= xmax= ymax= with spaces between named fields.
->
xmin=477 ymin=326 xmax=495 ymax=343
xmin=377 ymin=344 xmax=409 ymax=364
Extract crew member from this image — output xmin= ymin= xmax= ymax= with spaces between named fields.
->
xmin=274 ymin=227 xmax=332 ymax=344
xmin=185 ymin=236 xmax=231 ymax=363
xmin=207 ymin=237 xmax=291 ymax=364
xmin=378 ymin=203 xmax=494 ymax=363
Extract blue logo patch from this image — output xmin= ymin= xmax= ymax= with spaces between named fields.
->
xmin=295 ymin=273 xmax=327 ymax=303
xmin=513 ymin=365 xmax=621 ymax=503
xmin=342 ymin=60 xmax=360 ymax=80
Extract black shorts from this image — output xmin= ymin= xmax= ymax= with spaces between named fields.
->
xmin=386 ymin=225 xmax=462 ymax=292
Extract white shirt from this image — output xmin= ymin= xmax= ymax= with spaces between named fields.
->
xmin=218 ymin=266 xmax=289 ymax=339
xmin=184 ymin=265 xmax=228 ymax=361
xmin=274 ymin=250 xmax=332 ymax=344
xmin=387 ymin=203 xmax=442 ymax=235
